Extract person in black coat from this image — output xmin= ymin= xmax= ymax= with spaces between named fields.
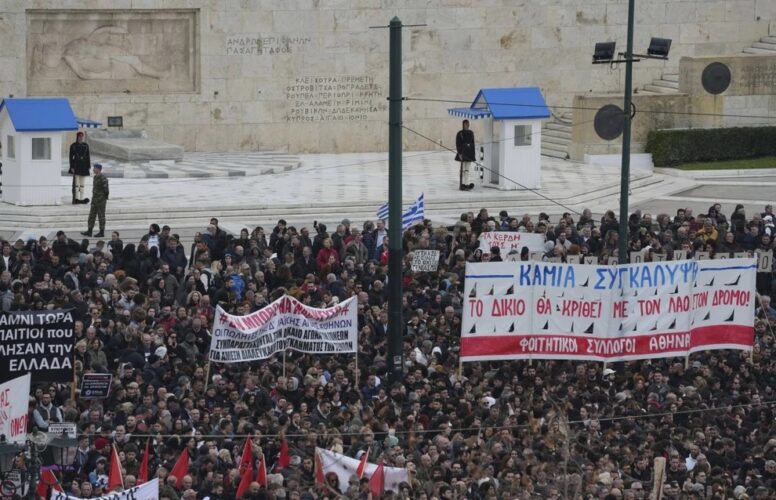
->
xmin=455 ymin=119 xmax=476 ymax=191
xmin=69 ymin=131 xmax=91 ymax=204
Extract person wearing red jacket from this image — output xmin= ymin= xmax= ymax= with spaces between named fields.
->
xmin=316 ymin=237 xmax=340 ymax=268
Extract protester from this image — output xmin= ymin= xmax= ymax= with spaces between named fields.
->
xmin=5 ymin=202 xmax=775 ymax=499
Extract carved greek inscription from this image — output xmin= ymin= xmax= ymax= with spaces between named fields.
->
xmin=225 ymin=35 xmax=312 ymax=55
xmin=286 ymin=76 xmax=386 ymax=122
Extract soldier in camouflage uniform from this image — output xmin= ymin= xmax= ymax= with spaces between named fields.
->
xmin=81 ymin=163 xmax=109 ymax=237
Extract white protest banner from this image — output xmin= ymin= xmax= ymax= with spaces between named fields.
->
xmin=478 ymin=231 xmax=545 ymax=253
xmin=48 ymin=422 xmax=77 ymax=439
xmin=411 ymin=250 xmax=440 ymax=272
xmin=209 ymin=296 xmax=357 ymax=363
xmin=317 ymin=448 xmax=409 ymax=494
xmin=51 ymin=478 xmax=158 ymax=500
xmin=461 ymin=258 xmax=756 ymax=362
xmin=0 ymin=373 xmax=30 ymax=444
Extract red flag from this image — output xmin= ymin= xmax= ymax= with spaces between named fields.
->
xmin=238 ymin=436 xmax=254 ymax=476
xmin=368 ymin=459 xmax=385 ymax=498
xmin=356 ymin=448 xmax=370 ymax=478
xmin=277 ymin=439 xmax=290 ymax=470
xmin=314 ymin=449 xmax=325 ymax=488
xmin=108 ymin=445 xmax=124 ymax=492
xmin=256 ymin=457 xmax=267 ymax=487
xmin=169 ymin=448 xmax=189 ymax=489
xmin=138 ymin=439 xmax=150 ymax=484
xmin=35 ymin=470 xmax=62 ymax=498
xmin=235 ymin=464 xmax=253 ymax=499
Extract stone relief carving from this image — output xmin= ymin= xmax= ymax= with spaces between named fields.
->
xmin=27 ymin=10 xmax=198 ymax=94
xmin=60 ymin=26 xmax=168 ymax=80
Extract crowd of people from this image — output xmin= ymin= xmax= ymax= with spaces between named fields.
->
xmin=1 ymin=202 xmax=775 ymax=500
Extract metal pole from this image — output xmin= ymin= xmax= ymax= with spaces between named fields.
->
xmin=27 ymin=442 xmax=40 ymax=500
xmin=619 ymin=0 xmax=636 ymax=263
xmin=387 ymin=16 xmax=404 ymax=383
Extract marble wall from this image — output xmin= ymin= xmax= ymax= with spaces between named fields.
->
xmin=0 ymin=0 xmax=773 ymax=153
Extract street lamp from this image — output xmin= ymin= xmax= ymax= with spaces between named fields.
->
xmin=592 ymin=1 xmax=671 ymax=263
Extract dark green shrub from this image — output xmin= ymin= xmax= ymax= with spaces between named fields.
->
xmin=645 ymin=127 xmax=776 ymax=166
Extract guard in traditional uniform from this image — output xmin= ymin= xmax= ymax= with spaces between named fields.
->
xmin=82 ymin=163 xmax=109 ymax=237
xmin=69 ymin=131 xmax=91 ymax=204
xmin=455 ymin=119 xmax=476 ymax=191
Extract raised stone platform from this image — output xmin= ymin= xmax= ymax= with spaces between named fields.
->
xmin=88 ymin=129 xmax=184 ymax=161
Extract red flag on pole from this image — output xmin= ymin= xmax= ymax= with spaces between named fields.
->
xmin=256 ymin=457 xmax=267 ymax=487
xmin=356 ymin=448 xmax=370 ymax=478
xmin=35 ymin=469 xmax=62 ymax=498
xmin=277 ymin=439 xmax=290 ymax=470
xmin=235 ymin=463 xmax=253 ymax=499
xmin=169 ymin=448 xmax=189 ymax=489
xmin=238 ymin=436 xmax=253 ymax=476
xmin=314 ymin=449 xmax=325 ymax=488
xmin=235 ymin=437 xmax=255 ymax=498
xmin=368 ymin=459 xmax=385 ymax=498
xmin=138 ymin=438 xmax=150 ymax=484
xmin=108 ymin=444 xmax=125 ymax=492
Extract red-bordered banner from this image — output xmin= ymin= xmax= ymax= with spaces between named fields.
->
xmin=461 ymin=260 xmax=755 ymax=362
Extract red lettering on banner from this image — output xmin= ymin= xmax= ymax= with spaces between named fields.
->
xmin=469 ymin=299 xmax=483 ymax=317
xmin=693 ymin=291 xmax=708 ymax=308
xmin=668 ymin=296 xmax=690 ymax=313
xmin=560 ymin=299 xmax=602 ymax=318
xmin=10 ymin=415 xmax=26 ymax=437
xmin=612 ymin=300 xmax=628 ymax=318
xmin=491 ymin=298 xmax=526 ymax=317
xmin=0 ymin=389 xmax=9 ymax=408
xmin=637 ymin=298 xmax=661 ymax=315
xmin=711 ymin=289 xmax=750 ymax=307
xmin=536 ymin=298 xmax=551 ymax=315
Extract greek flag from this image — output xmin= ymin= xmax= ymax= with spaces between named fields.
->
xmin=375 ymin=193 xmax=425 ymax=231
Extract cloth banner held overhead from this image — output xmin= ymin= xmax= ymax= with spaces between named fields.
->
xmin=461 ymin=259 xmax=756 ymax=362
xmin=0 ymin=373 xmax=31 ymax=444
xmin=209 ymin=295 xmax=357 ymax=363
xmin=0 ymin=310 xmax=74 ymax=383
xmin=50 ymin=478 xmax=159 ymax=500
xmin=478 ymin=231 xmax=545 ymax=254
xmin=316 ymin=448 xmax=409 ymax=494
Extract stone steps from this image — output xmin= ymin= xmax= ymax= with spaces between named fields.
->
xmin=761 ymin=36 xmax=776 ymax=44
xmin=743 ymin=47 xmax=776 ymax=54
xmin=540 ymin=149 xmax=570 ymax=160
xmin=542 ymin=134 xmax=571 ymax=147
xmin=541 ymin=141 xmax=570 ymax=154
xmin=544 ymin=122 xmax=571 ymax=139
xmin=541 ymin=119 xmax=572 ymax=159
xmin=1 ymin=175 xmax=667 ymax=244
xmin=751 ymin=41 xmax=776 ymax=51
xmin=652 ymin=79 xmax=679 ymax=90
xmin=643 ymin=83 xmax=679 ymax=94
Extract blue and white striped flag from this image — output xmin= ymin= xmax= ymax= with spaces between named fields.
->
xmin=375 ymin=193 xmax=426 ymax=231
xmin=376 ymin=201 xmax=389 ymax=220
xmin=402 ymin=193 xmax=425 ymax=230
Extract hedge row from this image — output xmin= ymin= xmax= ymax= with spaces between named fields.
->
xmin=645 ymin=126 xmax=776 ymax=167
